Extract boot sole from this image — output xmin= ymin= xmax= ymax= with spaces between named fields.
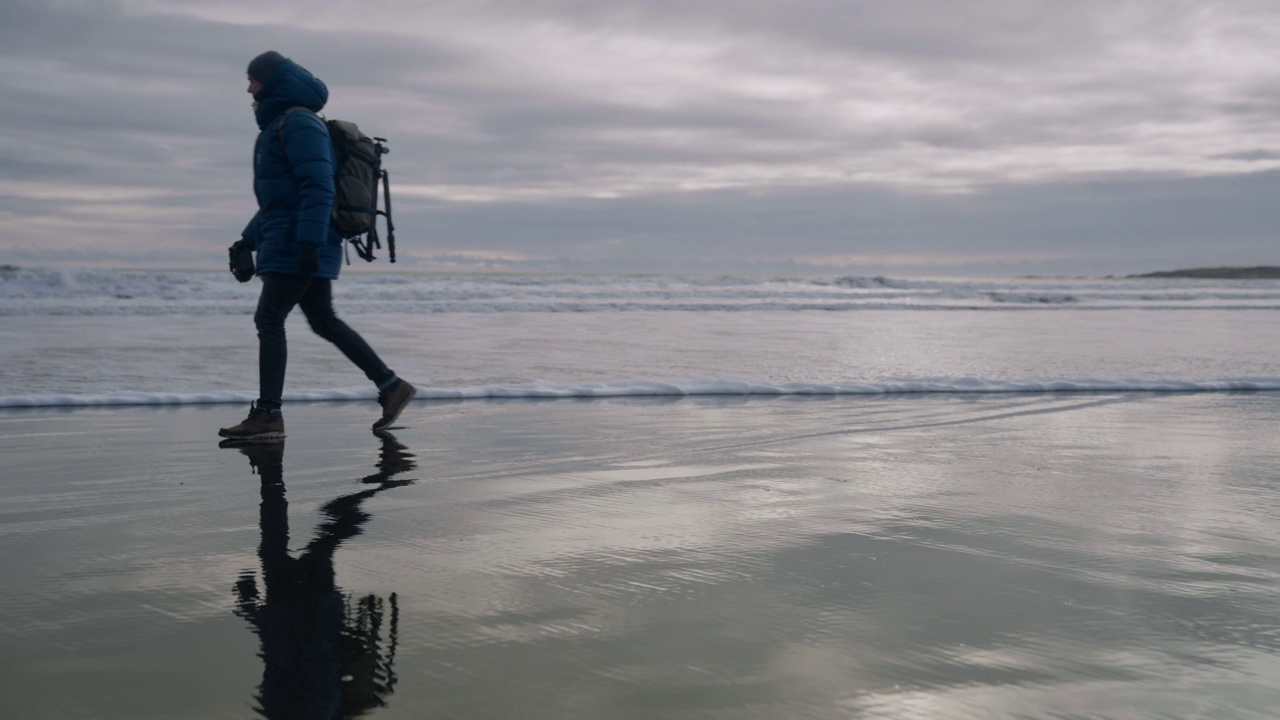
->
xmin=218 ymin=436 xmax=285 ymax=448
xmin=217 ymin=430 xmax=286 ymax=441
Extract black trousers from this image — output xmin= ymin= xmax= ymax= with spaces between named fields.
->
xmin=254 ymin=273 xmax=394 ymax=409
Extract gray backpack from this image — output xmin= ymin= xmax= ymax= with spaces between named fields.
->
xmin=278 ymin=108 xmax=396 ymax=263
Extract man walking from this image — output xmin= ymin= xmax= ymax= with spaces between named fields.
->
xmin=220 ymin=51 xmax=415 ymax=441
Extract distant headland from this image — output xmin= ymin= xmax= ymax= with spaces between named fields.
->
xmin=1125 ymin=266 xmax=1280 ymax=279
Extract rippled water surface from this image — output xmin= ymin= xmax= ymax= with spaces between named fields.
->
xmin=4 ymin=309 xmax=1279 ymax=401
xmin=3 ymin=393 xmax=1278 ymax=719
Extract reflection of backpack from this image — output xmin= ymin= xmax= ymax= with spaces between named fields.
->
xmin=278 ymin=108 xmax=396 ymax=263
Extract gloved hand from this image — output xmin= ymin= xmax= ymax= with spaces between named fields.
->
xmin=298 ymin=245 xmax=319 ymax=276
xmin=229 ymin=240 xmax=255 ymax=282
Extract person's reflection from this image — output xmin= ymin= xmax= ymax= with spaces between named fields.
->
xmin=223 ymin=432 xmax=416 ymax=719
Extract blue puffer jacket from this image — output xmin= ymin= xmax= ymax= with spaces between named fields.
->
xmin=241 ymin=59 xmax=342 ymax=279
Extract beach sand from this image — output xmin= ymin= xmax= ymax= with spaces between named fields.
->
xmin=2 ymin=392 xmax=1278 ymax=719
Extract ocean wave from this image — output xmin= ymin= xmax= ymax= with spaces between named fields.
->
xmin=5 ymin=267 xmax=1280 ymax=315
xmin=816 ymin=275 xmax=915 ymax=290
xmin=986 ymin=292 xmax=1079 ymax=304
xmin=4 ymin=377 xmax=1278 ymax=408
xmin=0 ymin=266 xmax=243 ymax=301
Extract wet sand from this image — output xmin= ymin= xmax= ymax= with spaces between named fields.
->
xmin=2 ymin=393 xmax=1279 ymax=719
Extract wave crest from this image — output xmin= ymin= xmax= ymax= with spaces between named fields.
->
xmin=4 ymin=377 xmax=1278 ymax=408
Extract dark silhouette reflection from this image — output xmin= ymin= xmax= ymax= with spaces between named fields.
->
xmin=222 ymin=432 xmax=416 ymax=719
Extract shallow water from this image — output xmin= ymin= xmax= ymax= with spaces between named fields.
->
xmin=4 ymin=270 xmax=1280 ymax=403
xmin=4 ymin=308 xmax=1279 ymax=402
xmin=3 ymin=393 xmax=1278 ymax=719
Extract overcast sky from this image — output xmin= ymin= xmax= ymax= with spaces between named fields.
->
xmin=3 ymin=0 xmax=1279 ymax=276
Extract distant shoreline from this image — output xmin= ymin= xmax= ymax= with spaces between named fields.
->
xmin=1126 ymin=266 xmax=1280 ymax=279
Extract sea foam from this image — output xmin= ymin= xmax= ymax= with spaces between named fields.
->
xmin=3 ymin=377 xmax=1278 ymax=408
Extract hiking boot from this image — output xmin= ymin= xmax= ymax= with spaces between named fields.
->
xmin=219 ymin=403 xmax=285 ymax=440
xmin=373 ymin=379 xmax=416 ymax=431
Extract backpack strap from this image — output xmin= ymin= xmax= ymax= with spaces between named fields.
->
xmin=275 ymin=106 xmax=311 ymax=129
xmin=274 ymin=106 xmax=320 ymax=149
xmin=381 ymin=165 xmax=396 ymax=263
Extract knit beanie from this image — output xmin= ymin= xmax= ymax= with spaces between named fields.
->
xmin=247 ymin=51 xmax=287 ymax=83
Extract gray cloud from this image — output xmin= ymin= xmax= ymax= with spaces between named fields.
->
xmin=2 ymin=0 xmax=1278 ymax=275
xmin=417 ymin=170 xmax=1280 ymax=276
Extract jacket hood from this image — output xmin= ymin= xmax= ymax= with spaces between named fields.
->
xmin=253 ymin=59 xmax=328 ymax=130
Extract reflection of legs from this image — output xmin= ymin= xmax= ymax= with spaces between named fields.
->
xmin=360 ymin=431 xmax=417 ymax=484
xmin=225 ymin=435 xmax=407 ymax=716
xmin=232 ymin=442 xmax=286 ymax=619
xmin=255 ymin=274 xmax=312 ymax=410
xmin=298 ymin=278 xmax=396 ymax=388
xmin=306 ymin=435 xmax=417 ymax=565
xmin=255 ymin=464 xmax=345 ymax=718
xmin=255 ymin=452 xmax=291 ymax=586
